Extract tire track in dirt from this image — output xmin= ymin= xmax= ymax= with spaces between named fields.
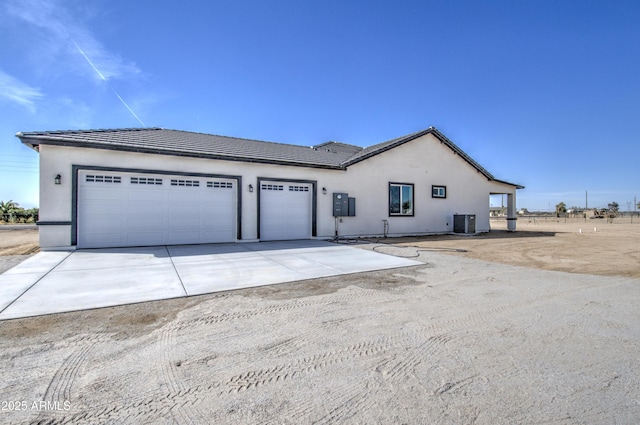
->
xmin=168 ymin=288 xmax=382 ymax=331
xmin=39 ymin=331 xmax=420 ymax=423
xmin=40 ymin=341 xmax=100 ymax=404
xmin=312 ymin=334 xmax=454 ymax=424
xmin=260 ymin=316 xmax=364 ymax=359
xmin=158 ymin=326 xmax=210 ymax=425
xmin=38 ymin=278 xmax=634 ymax=424
xmin=34 ymin=342 xmax=97 ymax=423
xmin=41 ymin=300 xmax=523 ymax=424
xmin=223 ymin=336 xmax=397 ymax=394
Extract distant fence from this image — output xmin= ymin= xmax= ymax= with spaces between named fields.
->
xmin=491 ymin=213 xmax=639 ymax=224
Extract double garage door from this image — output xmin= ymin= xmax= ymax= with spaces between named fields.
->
xmin=77 ymin=170 xmax=237 ymax=248
xmin=77 ymin=172 xmax=313 ymax=248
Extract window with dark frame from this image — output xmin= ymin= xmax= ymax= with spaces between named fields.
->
xmin=389 ymin=183 xmax=414 ymax=216
xmin=432 ymin=185 xmax=446 ymax=198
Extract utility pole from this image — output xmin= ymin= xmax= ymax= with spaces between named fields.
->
xmin=585 ymin=190 xmax=588 ymax=210
xmin=584 ymin=190 xmax=589 ymax=222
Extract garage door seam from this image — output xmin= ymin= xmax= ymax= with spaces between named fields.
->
xmin=165 ymin=246 xmax=189 ymax=297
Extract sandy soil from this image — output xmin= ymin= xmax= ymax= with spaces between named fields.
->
xmin=391 ymin=217 xmax=640 ymax=279
xmin=0 ymin=221 xmax=639 ymax=423
xmin=0 ymin=227 xmax=39 ymax=255
xmin=0 ymin=227 xmax=39 ymax=274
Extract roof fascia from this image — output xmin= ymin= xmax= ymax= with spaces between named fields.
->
xmin=492 ymin=178 xmax=525 ymax=190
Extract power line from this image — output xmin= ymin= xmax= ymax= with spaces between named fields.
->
xmin=0 ymin=161 xmax=38 ymax=165
xmin=0 ymin=159 xmax=39 ymax=164
xmin=0 ymin=169 xmax=39 ymax=174
xmin=0 ymin=164 xmax=39 ymax=169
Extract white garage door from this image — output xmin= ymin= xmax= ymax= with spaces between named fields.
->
xmin=77 ymin=171 xmax=237 ymax=248
xmin=260 ymin=181 xmax=312 ymax=241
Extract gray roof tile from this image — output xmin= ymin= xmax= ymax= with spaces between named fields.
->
xmin=16 ymin=126 xmax=522 ymax=187
xmin=18 ymin=128 xmax=356 ymax=168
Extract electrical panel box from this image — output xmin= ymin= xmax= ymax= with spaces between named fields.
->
xmin=333 ymin=193 xmax=349 ymax=216
xmin=348 ymin=197 xmax=356 ymax=216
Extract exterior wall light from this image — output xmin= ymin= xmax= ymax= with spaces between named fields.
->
xmin=248 ymin=184 xmax=254 ymax=192
xmin=55 ymin=174 xmax=62 ymax=185
xmin=322 ymin=187 xmax=327 ymax=194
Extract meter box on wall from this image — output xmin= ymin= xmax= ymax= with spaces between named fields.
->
xmin=348 ymin=197 xmax=356 ymax=216
xmin=333 ymin=193 xmax=356 ymax=217
xmin=333 ymin=193 xmax=348 ymax=216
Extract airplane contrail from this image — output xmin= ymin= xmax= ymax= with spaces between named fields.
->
xmin=71 ymin=39 xmax=146 ymax=127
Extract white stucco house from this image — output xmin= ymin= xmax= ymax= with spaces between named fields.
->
xmin=17 ymin=126 xmax=523 ymax=250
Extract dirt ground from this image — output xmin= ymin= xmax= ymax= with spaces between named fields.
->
xmin=0 ymin=227 xmax=39 ymax=275
xmin=0 ymin=227 xmax=39 ymax=255
xmin=0 ymin=220 xmax=639 ymax=424
xmin=391 ymin=217 xmax=640 ymax=279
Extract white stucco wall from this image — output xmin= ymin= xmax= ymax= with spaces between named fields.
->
xmin=37 ymin=133 xmax=518 ymax=248
xmin=327 ymin=133 xmax=515 ymax=237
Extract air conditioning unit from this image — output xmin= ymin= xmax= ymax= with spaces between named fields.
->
xmin=453 ymin=214 xmax=476 ymax=234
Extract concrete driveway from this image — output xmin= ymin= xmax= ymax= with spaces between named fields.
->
xmin=0 ymin=240 xmax=420 ymax=320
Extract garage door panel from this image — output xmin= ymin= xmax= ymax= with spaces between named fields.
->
xmin=127 ymin=231 xmax=165 ymax=243
xmin=260 ymin=181 xmax=312 ymax=241
xmin=82 ymin=232 xmax=124 ymax=247
xmin=83 ymin=203 xmax=123 ymax=215
xmin=127 ymin=216 xmax=164 ymax=229
xmin=128 ymin=190 xmax=165 ymax=201
xmin=167 ymin=231 xmax=202 ymax=244
xmin=168 ymin=222 xmax=203 ymax=232
xmin=78 ymin=170 xmax=237 ymax=248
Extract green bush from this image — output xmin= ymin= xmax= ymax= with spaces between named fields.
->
xmin=0 ymin=200 xmax=38 ymax=223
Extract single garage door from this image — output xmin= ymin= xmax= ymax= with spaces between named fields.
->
xmin=77 ymin=170 xmax=237 ymax=248
xmin=260 ymin=181 xmax=312 ymax=241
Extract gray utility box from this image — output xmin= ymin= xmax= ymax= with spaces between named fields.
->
xmin=333 ymin=193 xmax=356 ymax=217
xmin=453 ymin=214 xmax=476 ymax=234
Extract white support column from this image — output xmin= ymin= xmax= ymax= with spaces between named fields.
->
xmin=506 ymin=193 xmax=517 ymax=231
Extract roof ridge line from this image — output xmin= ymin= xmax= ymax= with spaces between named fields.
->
xmin=17 ymin=127 xmax=162 ymax=136
xmin=164 ymin=128 xmax=322 ymax=150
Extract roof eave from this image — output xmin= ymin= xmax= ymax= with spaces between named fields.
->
xmin=16 ymin=136 xmax=344 ymax=170
xmin=492 ymin=178 xmax=525 ymax=190
xmin=16 ymin=132 xmax=40 ymax=152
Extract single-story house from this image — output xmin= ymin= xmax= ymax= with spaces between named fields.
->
xmin=17 ymin=126 xmax=523 ymax=249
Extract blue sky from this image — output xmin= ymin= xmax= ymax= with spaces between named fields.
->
xmin=1 ymin=0 xmax=639 ymax=211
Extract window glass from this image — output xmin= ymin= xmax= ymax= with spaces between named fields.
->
xmin=389 ymin=183 xmax=414 ymax=216
xmin=402 ymin=185 xmax=413 ymax=214
xmin=389 ymin=185 xmax=401 ymax=214
xmin=432 ymin=185 xmax=446 ymax=198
